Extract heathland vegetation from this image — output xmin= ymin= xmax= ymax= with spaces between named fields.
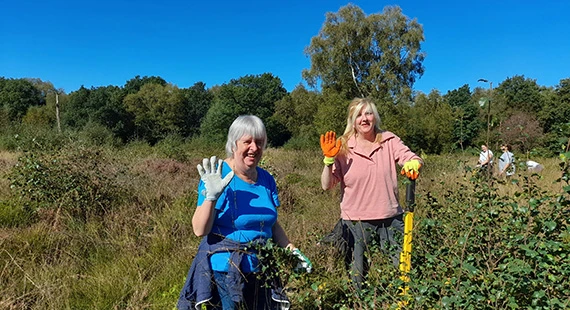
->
xmin=2 ymin=3 xmax=569 ymax=309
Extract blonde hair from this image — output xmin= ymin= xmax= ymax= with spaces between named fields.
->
xmin=338 ymin=98 xmax=383 ymax=155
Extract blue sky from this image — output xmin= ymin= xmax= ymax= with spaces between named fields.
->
xmin=2 ymin=0 xmax=569 ymax=95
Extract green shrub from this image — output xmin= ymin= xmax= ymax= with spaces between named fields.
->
xmin=0 ymin=123 xmax=69 ymax=152
xmin=8 ymin=146 xmax=126 ymax=223
xmin=282 ymin=135 xmax=318 ymax=151
xmin=78 ymin=121 xmax=122 ymax=147
xmin=0 ymin=199 xmax=36 ymax=227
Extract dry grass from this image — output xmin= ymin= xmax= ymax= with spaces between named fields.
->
xmin=1 ymin=146 xmax=567 ymax=309
xmin=0 ymin=150 xmax=19 ymax=198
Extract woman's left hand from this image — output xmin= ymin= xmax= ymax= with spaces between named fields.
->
xmin=291 ymin=248 xmax=312 ymax=273
xmin=401 ymin=159 xmax=422 ymax=180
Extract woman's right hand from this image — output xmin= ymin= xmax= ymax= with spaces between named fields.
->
xmin=197 ymin=156 xmax=234 ymax=201
xmin=320 ymin=131 xmax=342 ymax=158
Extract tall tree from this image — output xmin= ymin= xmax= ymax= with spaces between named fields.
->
xmin=494 ymin=75 xmax=543 ymax=115
xmin=303 ymin=4 xmax=425 ymax=102
xmin=62 ymin=85 xmax=129 ymax=138
xmin=444 ymin=84 xmax=482 ymax=150
xmin=499 ymin=111 xmax=542 ymax=153
xmin=272 ymin=85 xmax=322 ymax=139
xmin=124 ymin=83 xmax=186 ymax=143
xmin=180 ymin=82 xmax=213 ymax=138
xmin=124 ymin=75 xmax=167 ymax=95
xmin=405 ymin=90 xmax=453 ymax=154
xmin=200 ymin=73 xmax=287 ymax=144
xmin=22 ymin=78 xmax=66 ymax=129
xmin=538 ymin=78 xmax=570 ymax=153
xmin=539 ymin=78 xmax=570 ymax=133
xmin=0 ymin=78 xmax=44 ymax=122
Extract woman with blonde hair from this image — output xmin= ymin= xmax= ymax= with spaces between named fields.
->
xmin=320 ymin=98 xmax=422 ymax=289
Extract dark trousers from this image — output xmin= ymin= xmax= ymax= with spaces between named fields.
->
xmin=343 ymin=215 xmax=404 ymax=290
xmin=212 ymin=271 xmax=273 ymax=310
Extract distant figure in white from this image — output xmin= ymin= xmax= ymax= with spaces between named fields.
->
xmin=477 ymin=144 xmax=494 ymax=173
xmin=498 ymin=144 xmax=515 ymax=177
xmin=526 ymin=160 xmax=544 ymax=173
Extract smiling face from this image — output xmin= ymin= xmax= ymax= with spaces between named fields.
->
xmin=354 ymin=105 xmax=376 ymax=137
xmin=232 ymin=134 xmax=264 ymax=171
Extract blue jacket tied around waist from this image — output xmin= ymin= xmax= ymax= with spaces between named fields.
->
xmin=177 ymin=234 xmax=290 ymax=310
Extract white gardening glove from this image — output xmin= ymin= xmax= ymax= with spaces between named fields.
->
xmin=292 ymin=248 xmax=312 ymax=273
xmin=197 ymin=156 xmax=234 ymax=201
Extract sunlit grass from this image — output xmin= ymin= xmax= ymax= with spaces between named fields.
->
xmin=1 ymin=144 xmax=568 ymax=309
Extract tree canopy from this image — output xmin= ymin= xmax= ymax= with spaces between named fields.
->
xmin=303 ymin=4 xmax=425 ymax=103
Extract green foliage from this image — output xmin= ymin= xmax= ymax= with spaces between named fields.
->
xmin=283 ymin=135 xmax=319 ymax=151
xmin=495 ymin=75 xmax=544 ymax=114
xmin=180 ymin=82 xmax=213 ymax=138
xmin=124 ymin=83 xmax=186 ymax=144
xmin=200 ymin=73 xmax=287 ymax=144
xmin=303 ymin=4 xmax=425 ymax=102
xmin=408 ymin=166 xmax=570 ymax=308
xmin=0 ymin=199 xmax=35 ymax=227
xmin=314 ymin=90 xmax=348 ymax=135
xmin=0 ymin=77 xmax=44 ymax=122
xmin=78 ymin=121 xmax=122 ymax=147
xmin=272 ymin=85 xmax=321 ymax=140
xmin=405 ymin=90 xmax=454 ymax=153
xmin=539 ymin=79 xmax=570 ymax=138
xmin=445 ymin=84 xmax=482 ymax=150
xmin=153 ymin=134 xmax=189 ymax=161
xmin=8 ymin=146 xmax=126 ymax=222
xmin=0 ymin=123 xmax=69 ymax=152
xmin=22 ymin=104 xmax=56 ymax=127
xmin=62 ymin=85 xmax=135 ymax=142
xmin=123 ymin=75 xmax=167 ymax=94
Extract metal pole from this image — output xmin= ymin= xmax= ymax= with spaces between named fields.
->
xmin=486 ymin=83 xmax=490 ymax=147
xmin=478 ymin=78 xmax=492 ymax=178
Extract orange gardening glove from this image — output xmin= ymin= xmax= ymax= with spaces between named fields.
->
xmin=320 ymin=131 xmax=342 ymax=157
xmin=400 ymin=159 xmax=422 ymax=180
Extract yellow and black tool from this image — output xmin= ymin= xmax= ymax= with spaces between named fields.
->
xmin=398 ymin=178 xmax=416 ymax=308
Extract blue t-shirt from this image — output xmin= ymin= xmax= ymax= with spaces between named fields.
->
xmin=196 ymin=161 xmax=280 ymax=272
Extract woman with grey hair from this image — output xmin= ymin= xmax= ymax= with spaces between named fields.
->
xmin=178 ymin=115 xmax=311 ymax=310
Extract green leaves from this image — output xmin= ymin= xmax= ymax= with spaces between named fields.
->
xmin=303 ymin=4 xmax=425 ymax=102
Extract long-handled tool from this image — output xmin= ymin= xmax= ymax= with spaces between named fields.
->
xmin=398 ymin=179 xmax=416 ymax=307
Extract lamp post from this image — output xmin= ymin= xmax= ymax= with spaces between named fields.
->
xmin=478 ymin=78 xmax=493 ymax=147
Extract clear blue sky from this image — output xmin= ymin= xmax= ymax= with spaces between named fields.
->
xmin=2 ymin=0 xmax=569 ymax=95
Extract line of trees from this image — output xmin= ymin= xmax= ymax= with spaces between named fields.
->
xmin=2 ymin=4 xmax=569 ymax=155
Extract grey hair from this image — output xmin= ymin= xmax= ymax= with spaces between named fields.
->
xmin=225 ymin=115 xmax=267 ymax=157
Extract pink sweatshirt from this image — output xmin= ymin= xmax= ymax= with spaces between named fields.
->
xmin=331 ymin=131 xmax=421 ymax=221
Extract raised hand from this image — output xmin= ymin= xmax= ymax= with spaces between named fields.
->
xmin=197 ymin=156 xmax=234 ymax=201
xmin=320 ymin=131 xmax=342 ymax=157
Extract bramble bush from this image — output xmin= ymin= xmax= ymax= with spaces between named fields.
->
xmin=8 ymin=145 xmax=127 ymax=224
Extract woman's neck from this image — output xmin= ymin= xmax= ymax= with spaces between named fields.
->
xmin=226 ymin=158 xmax=257 ymax=183
xmin=356 ymin=131 xmax=376 ymax=143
